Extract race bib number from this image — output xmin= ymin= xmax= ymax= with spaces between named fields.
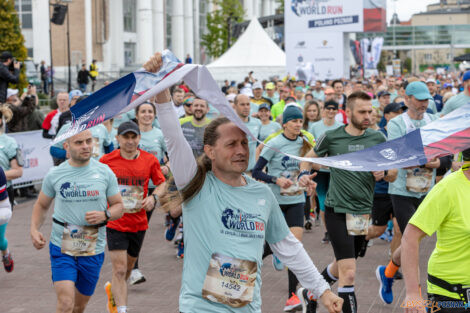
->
xmin=280 ymin=170 xmax=306 ymax=196
xmin=406 ymin=168 xmax=432 ymax=193
xmin=202 ymin=253 xmax=257 ymax=308
xmin=346 ymin=214 xmax=370 ymax=236
xmin=61 ymin=224 xmax=98 ymax=256
xmin=119 ymin=185 xmax=144 ymax=214
xmin=91 ymin=137 xmax=101 ymax=158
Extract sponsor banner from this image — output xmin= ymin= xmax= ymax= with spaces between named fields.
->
xmin=285 ymin=0 xmax=364 ymax=33
xmin=10 ymin=130 xmax=54 ymax=186
xmin=286 ymin=32 xmax=344 ymax=81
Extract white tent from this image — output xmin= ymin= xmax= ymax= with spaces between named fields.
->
xmin=206 ymin=18 xmax=286 ymax=84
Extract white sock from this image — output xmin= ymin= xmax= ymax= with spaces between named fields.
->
xmin=117 ymin=306 xmax=127 ymax=313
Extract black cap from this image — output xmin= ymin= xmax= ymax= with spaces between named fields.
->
xmin=0 ymin=51 xmax=13 ymax=61
xmin=324 ymin=100 xmax=339 ymax=110
xmin=117 ymin=121 xmax=140 ymax=136
xmin=377 ymin=90 xmax=391 ymax=98
xmin=384 ymin=102 xmax=405 ymax=114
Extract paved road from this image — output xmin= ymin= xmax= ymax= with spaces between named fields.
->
xmin=1 ymin=198 xmax=435 ymax=313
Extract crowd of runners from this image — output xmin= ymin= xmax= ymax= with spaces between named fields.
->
xmin=0 ymin=50 xmax=469 ymax=313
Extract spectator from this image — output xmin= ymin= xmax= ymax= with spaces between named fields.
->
xmin=77 ymin=64 xmax=91 ymax=92
xmin=6 ymin=87 xmax=43 ymax=133
xmin=0 ymin=51 xmax=20 ymax=103
xmin=89 ymin=59 xmax=98 ymax=91
xmin=185 ymin=54 xmax=192 ymax=64
xmin=40 ymin=60 xmax=48 ymax=94
xmin=42 ymin=91 xmax=69 ymax=139
xmin=221 ymin=80 xmax=230 ymax=94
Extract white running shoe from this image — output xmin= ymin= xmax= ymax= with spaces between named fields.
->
xmin=129 ymin=269 xmax=146 ymax=285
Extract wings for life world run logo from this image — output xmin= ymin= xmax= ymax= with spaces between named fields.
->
xmin=291 ymin=0 xmax=343 ymax=17
xmin=221 ymin=208 xmax=264 ymax=233
xmin=220 ymin=263 xmax=249 ymax=282
xmin=60 ymin=182 xmax=100 ymax=199
xmin=281 ymin=156 xmax=300 ymax=178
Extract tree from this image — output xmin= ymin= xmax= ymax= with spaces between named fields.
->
xmin=275 ymin=0 xmax=285 ymax=14
xmin=201 ymin=0 xmax=245 ymax=59
xmin=0 ymin=0 xmax=28 ymax=90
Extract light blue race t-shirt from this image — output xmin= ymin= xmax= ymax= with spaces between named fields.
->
xmin=0 ymin=133 xmax=18 ymax=187
xmin=387 ymin=113 xmax=438 ymax=198
xmin=441 ymin=92 xmax=470 ymax=116
xmin=260 ymin=134 xmax=306 ymax=205
xmin=259 ymin=121 xmax=281 ymax=143
xmin=179 ymin=172 xmax=290 ymax=313
xmin=245 ymin=117 xmax=262 ymax=171
xmin=139 ymin=127 xmax=167 ymax=189
xmin=308 ymin=119 xmax=342 ymax=140
xmin=41 ymin=159 xmax=119 ymax=254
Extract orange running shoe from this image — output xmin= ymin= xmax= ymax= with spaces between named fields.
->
xmin=284 ymin=292 xmax=302 ymax=312
xmin=104 ymin=281 xmax=117 ymax=313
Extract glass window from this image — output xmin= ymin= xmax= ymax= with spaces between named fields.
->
xmin=123 ymin=0 xmax=136 ymax=33
xmin=424 ymin=53 xmax=432 ymax=62
xmin=124 ymin=42 xmax=136 ymax=66
xmin=14 ymin=0 xmax=33 ymax=29
xmin=165 ymin=0 xmax=172 ymax=49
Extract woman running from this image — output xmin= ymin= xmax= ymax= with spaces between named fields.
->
xmin=252 ymin=105 xmax=317 ymax=312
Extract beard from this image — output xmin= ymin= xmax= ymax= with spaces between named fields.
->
xmin=193 ymin=111 xmax=206 ymax=121
xmin=350 ymin=114 xmax=369 ymax=130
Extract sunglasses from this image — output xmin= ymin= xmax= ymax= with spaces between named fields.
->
xmin=325 ymin=107 xmax=337 ymax=111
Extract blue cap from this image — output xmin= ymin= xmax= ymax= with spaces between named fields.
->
xmin=377 ymin=90 xmax=391 ymax=98
xmin=405 ymin=81 xmax=432 ymax=100
xmin=282 ymin=105 xmax=303 ymax=124
xmin=443 ymin=83 xmax=452 ymax=89
xmin=258 ymin=103 xmax=270 ymax=111
xmin=463 ymin=71 xmax=470 ymax=82
xmin=69 ymin=89 xmax=83 ymax=101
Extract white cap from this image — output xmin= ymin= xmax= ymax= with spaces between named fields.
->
xmin=252 ymin=81 xmax=263 ymax=90
xmin=425 ymin=78 xmax=436 ymax=84
xmin=226 ymin=93 xmax=236 ymax=102
xmin=6 ymin=88 xmax=18 ymax=99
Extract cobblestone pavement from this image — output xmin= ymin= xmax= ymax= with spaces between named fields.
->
xmin=2 ymin=198 xmax=435 ymax=313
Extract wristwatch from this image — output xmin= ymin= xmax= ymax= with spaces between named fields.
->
xmin=153 ymin=194 xmax=160 ymax=208
xmin=270 ymin=176 xmax=278 ymax=184
xmin=104 ymin=210 xmax=111 ymax=221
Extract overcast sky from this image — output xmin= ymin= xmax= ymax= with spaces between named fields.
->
xmin=386 ymin=0 xmax=437 ymax=23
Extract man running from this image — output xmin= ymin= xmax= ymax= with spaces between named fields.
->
xmin=376 ymin=82 xmax=441 ymax=306
xmin=100 ymin=121 xmax=166 ymax=313
xmin=145 ymin=52 xmax=343 ymax=313
xmin=299 ymin=91 xmax=388 ymax=313
xmin=30 ymin=130 xmax=123 ymax=313
xmin=401 ymin=148 xmax=470 ymax=313
xmin=179 ymin=98 xmax=211 ymax=158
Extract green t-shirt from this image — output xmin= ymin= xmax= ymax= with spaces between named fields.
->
xmin=179 ymin=172 xmax=290 ymax=312
xmin=180 ymin=116 xmax=211 ymax=158
xmin=260 ymin=133 xmax=306 ymax=205
xmin=441 ymin=92 xmax=470 ymax=116
xmin=387 ymin=113 xmax=438 ymax=198
xmin=314 ymin=126 xmax=386 ymax=214
xmin=41 ymin=159 xmax=120 ymax=254
xmin=409 ymin=169 xmax=470 ymax=300
xmin=271 ymin=100 xmax=285 ymax=120
xmin=259 ymin=121 xmax=281 ymax=143
xmin=0 ymin=133 xmax=18 ymax=187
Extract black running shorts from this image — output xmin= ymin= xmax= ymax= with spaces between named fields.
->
xmin=390 ymin=194 xmax=424 ymax=233
xmin=106 ymin=228 xmax=146 ymax=258
xmin=324 ymin=206 xmax=367 ymax=261
xmin=371 ymin=193 xmax=394 ymax=226
xmin=280 ymin=203 xmax=305 ymax=228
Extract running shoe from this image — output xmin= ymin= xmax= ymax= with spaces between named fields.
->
xmin=314 ymin=215 xmax=320 ymax=227
xmin=296 ymin=287 xmax=317 ymax=313
xmin=284 ymin=292 xmax=302 ymax=312
xmin=129 ymin=268 xmax=146 ymax=285
xmin=2 ymin=252 xmax=13 ymax=273
xmin=165 ymin=216 xmax=180 ymax=241
xmin=272 ymin=255 xmax=284 ymax=271
xmin=321 ymin=232 xmax=329 ymax=244
xmin=104 ymin=281 xmax=117 ymax=313
xmin=394 ymin=270 xmax=403 ymax=280
xmin=174 ymin=232 xmax=183 ymax=246
xmin=304 ymin=217 xmax=312 ymax=230
xmin=177 ymin=240 xmax=184 ymax=259
xmin=376 ymin=265 xmax=394 ymax=304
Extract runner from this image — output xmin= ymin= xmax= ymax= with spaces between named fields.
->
xmin=129 ymin=101 xmax=169 ymax=285
xmin=441 ymin=71 xmax=470 ymax=116
xmin=179 ymin=98 xmax=211 ymax=158
xmin=30 ymin=129 xmax=123 ymax=313
xmin=375 ymin=82 xmax=441 ymax=306
xmin=272 ymin=87 xmax=292 ymax=120
xmin=144 ymin=52 xmax=343 ymax=313
xmin=100 ymin=121 xmax=166 ymax=313
xmin=250 ymin=81 xmax=272 ymax=116
xmin=233 ymin=94 xmax=261 ymax=172
xmin=252 ymin=105 xmax=317 ymax=312
xmin=0 ymin=167 xmax=13 ymax=272
xmin=299 ymin=91 xmax=388 ymax=313
xmin=258 ymin=103 xmax=281 ymax=142
xmin=302 ymin=100 xmax=321 ymax=131
xmin=42 ymin=91 xmax=69 ymax=140
xmin=401 ymin=148 xmax=470 ymax=313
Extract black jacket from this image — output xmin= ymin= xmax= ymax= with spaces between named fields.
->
xmin=0 ymin=63 xmax=20 ymax=103
xmin=77 ymin=69 xmax=90 ymax=84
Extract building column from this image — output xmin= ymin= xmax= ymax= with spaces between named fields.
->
xmin=105 ymin=0 xmax=124 ymax=70
xmin=152 ymin=0 xmax=164 ymax=53
xmin=137 ymin=0 xmax=153 ymax=64
xmin=244 ymin=0 xmax=253 ymax=20
xmin=85 ymin=0 xmax=93 ymax=66
xmin=184 ymin=0 xmax=194 ymax=61
xmin=253 ymin=0 xmax=260 ymax=17
xmin=32 ymin=0 xmax=50 ymax=64
xmin=171 ymin=0 xmax=185 ymax=60
xmin=193 ymin=0 xmax=200 ymax=63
